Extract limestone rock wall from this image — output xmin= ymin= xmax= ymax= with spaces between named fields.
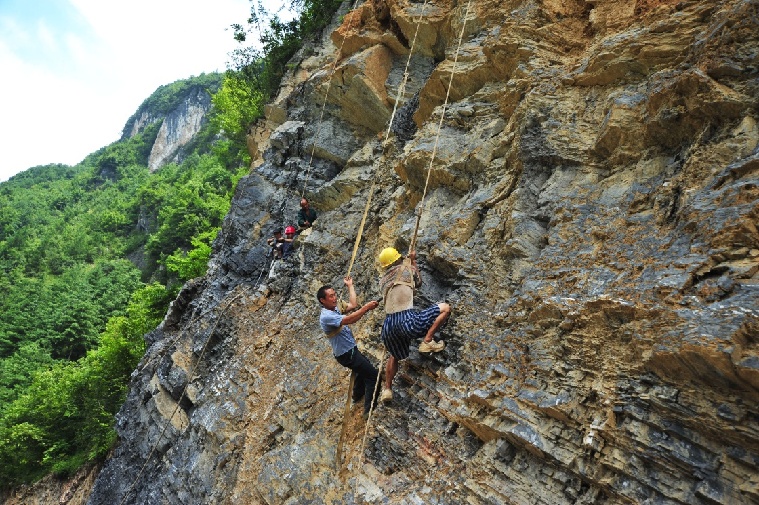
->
xmin=123 ymin=83 xmax=215 ymax=172
xmin=147 ymin=86 xmax=213 ymax=171
xmin=87 ymin=1 xmax=759 ymax=504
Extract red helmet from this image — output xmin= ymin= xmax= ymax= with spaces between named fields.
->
xmin=285 ymin=225 xmax=296 ymax=235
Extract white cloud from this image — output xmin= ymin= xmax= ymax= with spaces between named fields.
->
xmin=36 ymin=19 xmax=59 ymax=56
xmin=63 ymin=31 xmax=91 ymax=68
xmin=0 ymin=0 xmax=285 ymax=182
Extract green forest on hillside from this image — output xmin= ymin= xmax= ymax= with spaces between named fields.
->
xmin=0 ymin=117 xmax=246 ymax=483
xmin=0 ymin=0 xmax=343 ymax=488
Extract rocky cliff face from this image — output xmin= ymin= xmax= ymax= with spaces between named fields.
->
xmin=87 ymin=1 xmax=758 ymax=504
xmin=126 ymin=84 xmax=214 ymax=171
xmin=146 ymin=86 xmax=213 ymax=171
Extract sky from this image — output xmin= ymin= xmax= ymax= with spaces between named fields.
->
xmin=0 ymin=0 xmax=289 ymax=182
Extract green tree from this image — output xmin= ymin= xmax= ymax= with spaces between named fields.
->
xmin=0 ymin=283 xmax=170 ymax=485
xmin=210 ymin=73 xmax=264 ymax=143
xmin=0 ymin=343 xmax=52 ymax=414
xmin=166 ymin=228 xmax=219 ymax=280
xmin=0 ymin=0 xmax=342 ymax=483
xmin=230 ymin=0 xmax=344 ymax=96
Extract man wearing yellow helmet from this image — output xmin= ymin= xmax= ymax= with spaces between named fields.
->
xmin=377 ymin=248 xmax=451 ymax=402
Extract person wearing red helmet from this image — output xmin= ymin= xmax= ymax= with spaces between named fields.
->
xmin=281 ymin=226 xmax=296 ymax=258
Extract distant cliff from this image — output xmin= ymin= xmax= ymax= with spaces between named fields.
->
xmin=85 ymin=1 xmax=758 ymax=504
xmin=122 ymin=74 xmax=221 ymax=171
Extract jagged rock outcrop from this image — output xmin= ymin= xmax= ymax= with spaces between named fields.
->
xmin=122 ymin=78 xmax=219 ymax=172
xmin=88 ymin=1 xmax=758 ymax=504
xmin=146 ymin=87 xmax=213 ymax=171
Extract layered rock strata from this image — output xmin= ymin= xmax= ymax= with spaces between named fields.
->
xmin=88 ymin=1 xmax=759 ymax=504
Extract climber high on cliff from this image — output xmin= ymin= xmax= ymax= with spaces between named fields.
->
xmin=377 ymin=248 xmax=451 ymax=403
xmin=298 ymin=198 xmax=317 ymax=232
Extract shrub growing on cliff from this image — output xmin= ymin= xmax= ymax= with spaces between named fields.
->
xmin=221 ymin=0 xmax=344 ymax=152
xmin=209 ymin=72 xmax=264 ymax=165
xmin=166 ymin=228 xmax=219 ymax=280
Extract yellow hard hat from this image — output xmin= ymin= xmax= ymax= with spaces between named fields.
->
xmin=378 ymin=247 xmax=402 ymax=267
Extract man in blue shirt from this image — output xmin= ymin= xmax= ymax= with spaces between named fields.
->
xmin=317 ymin=276 xmax=380 ymax=417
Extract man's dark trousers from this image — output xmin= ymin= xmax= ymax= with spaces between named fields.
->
xmin=335 ymin=346 xmax=378 ymax=414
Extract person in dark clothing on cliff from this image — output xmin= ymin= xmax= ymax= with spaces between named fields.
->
xmin=282 ymin=225 xmax=296 ymax=258
xmin=266 ymin=228 xmax=285 ymax=259
xmin=298 ymin=198 xmax=317 ymax=231
xmin=317 ymin=277 xmax=380 ymax=418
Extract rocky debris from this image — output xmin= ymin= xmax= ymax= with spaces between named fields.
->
xmin=0 ymin=462 xmax=100 ymax=505
xmin=86 ymin=1 xmax=759 ymax=504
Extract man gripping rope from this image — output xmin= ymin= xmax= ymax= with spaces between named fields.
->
xmin=377 ymin=248 xmax=451 ymax=402
xmin=317 ymin=277 xmax=379 ymax=418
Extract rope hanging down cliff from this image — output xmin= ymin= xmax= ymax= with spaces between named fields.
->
xmin=333 ymin=0 xmax=438 ymax=472
xmin=120 ymin=0 xmax=473 ymax=497
xmin=352 ymin=0 xmax=473 ymax=481
xmin=409 ymin=3 xmax=472 ymax=253
xmin=299 ymin=0 xmax=364 ymax=199
xmin=333 ymin=0 xmax=474 ymax=477
xmin=118 ymin=3 xmax=372 ymax=497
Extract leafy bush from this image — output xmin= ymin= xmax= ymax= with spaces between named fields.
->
xmin=166 ymin=228 xmax=219 ymax=281
xmin=216 ymin=0 xmax=343 ymax=160
xmin=0 ymin=283 xmax=170 ymax=486
xmin=210 ymin=72 xmax=264 ymax=151
xmin=231 ymin=0 xmax=344 ymax=97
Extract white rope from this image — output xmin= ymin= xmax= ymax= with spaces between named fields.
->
xmin=410 ymin=0 xmax=473 ymax=253
xmin=350 ymin=0 xmax=474 ymax=489
xmin=300 ymin=0 xmax=366 ymax=199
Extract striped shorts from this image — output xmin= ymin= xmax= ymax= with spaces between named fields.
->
xmin=381 ymin=305 xmax=441 ymax=360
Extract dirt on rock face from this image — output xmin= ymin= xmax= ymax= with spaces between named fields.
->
xmin=634 ymin=0 xmax=685 ymax=17
xmin=77 ymin=1 xmax=759 ymax=504
xmin=1 ymin=462 xmax=100 ymax=505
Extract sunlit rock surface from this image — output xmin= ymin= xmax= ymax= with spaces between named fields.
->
xmin=87 ymin=1 xmax=758 ymax=504
xmin=123 ymin=83 xmax=216 ymax=172
xmin=147 ymin=87 xmax=214 ymax=171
